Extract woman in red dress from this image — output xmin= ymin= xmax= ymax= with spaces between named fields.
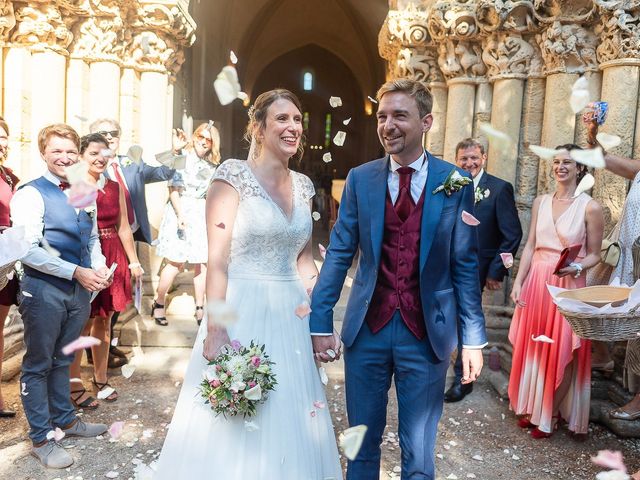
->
xmin=0 ymin=116 xmax=18 ymax=418
xmin=69 ymin=133 xmax=143 ymax=408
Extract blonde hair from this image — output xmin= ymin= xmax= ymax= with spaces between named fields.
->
xmin=244 ymin=89 xmax=304 ymax=161
xmin=38 ymin=124 xmax=80 ymax=154
xmin=189 ymin=123 xmax=221 ymax=165
xmin=376 ymin=78 xmax=433 ymax=118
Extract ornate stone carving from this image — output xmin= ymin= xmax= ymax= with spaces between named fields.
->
xmin=536 ymin=20 xmax=598 ymax=74
xmin=437 ymin=39 xmax=487 ymax=81
xmin=125 ymin=30 xmax=175 ymax=73
xmin=476 ymin=0 xmax=537 ymax=33
xmin=10 ymin=1 xmax=73 ymax=53
xmin=595 ymin=1 xmax=640 ymax=65
xmin=0 ymin=1 xmax=15 ymax=41
xmin=428 ymin=0 xmax=480 ymax=41
xmin=395 ymin=46 xmax=442 ymax=83
xmin=135 ymin=2 xmax=195 ymax=46
xmin=533 ymin=0 xmax=596 ymax=23
xmin=69 ymin=14 xmax=125 ymax=62
xmin=482 ymin=33 xmax=536 ymax=79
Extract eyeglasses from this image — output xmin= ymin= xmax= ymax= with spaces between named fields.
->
xmin=196 ymin=134 xmax=212 ymax=145
xmin=97 ymin=130 xmax=120 ymax=138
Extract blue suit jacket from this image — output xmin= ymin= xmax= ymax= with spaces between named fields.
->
xmin=309 ymin=153 xmax=487 ymax=361
xmin=107 ymin=156 xmax=175 ymax=244
xmin=474 ymin=172 xmax=522 ymax=288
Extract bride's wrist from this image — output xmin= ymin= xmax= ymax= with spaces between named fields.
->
xmin=207 ymin=323 xmax=226 ymax=337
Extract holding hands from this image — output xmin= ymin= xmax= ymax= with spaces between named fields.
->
xmin=311 ymin=330 xmax=342 ymax=363
xmin=74 ymin=265 xmax=114 ymax=292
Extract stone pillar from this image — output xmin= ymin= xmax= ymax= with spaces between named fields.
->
xmin=443 ymin=80 xmax=477 ymax=162
xmin=472 ymin=81 xmax=492 ymax=140
xmin=120 ymin=67 xmax=141 ymax=149
xmin=89 ymin=61 xmax=121 ymax=120
xmin=66 ymin=58 xmax=91 ymax=134
xmin=486 ymin=78 xmax=522 ymax=182
xmin=426 ymin=82 xmax=448 ymax=157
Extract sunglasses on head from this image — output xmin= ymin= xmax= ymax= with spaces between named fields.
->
xmin=97 ymin=130 xmax=120 ymax=138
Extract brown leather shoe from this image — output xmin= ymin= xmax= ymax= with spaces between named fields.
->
xmin=108 ymin=354 xmax=128 ymax=369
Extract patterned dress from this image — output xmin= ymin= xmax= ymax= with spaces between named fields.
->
xmin=91 ymin=180 xmax=131 ymax=317
xmin=508 ymin=193 xmax=592 ymax=434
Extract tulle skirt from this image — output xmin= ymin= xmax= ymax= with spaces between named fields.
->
xmin=154 ymin=273 xmax=343 ymax=479
xmin=508 ymin=253 xmax=591 ymax=434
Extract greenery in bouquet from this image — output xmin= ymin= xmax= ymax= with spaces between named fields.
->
xmin=200 ymin=339 xmax=277 ymax=418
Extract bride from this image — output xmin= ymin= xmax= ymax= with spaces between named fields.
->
xmin=154 ymin=89 xmax=343 ymax=479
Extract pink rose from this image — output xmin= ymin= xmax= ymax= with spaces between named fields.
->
xmin=230 ymin=339 xmax=242 ymax=351
xmin=248 ymin=381 xmax=256 ymax=388
xmin=211 ymin=380 xmax=221 ymax=388
xmin=251 ymin=356 xmax=261 ymax=367
xmin=215 ymin=365 xmax=222 ymax=372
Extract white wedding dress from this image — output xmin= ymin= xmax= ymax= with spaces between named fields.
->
xmin=154 ymin=159 xmax=343 ymax=479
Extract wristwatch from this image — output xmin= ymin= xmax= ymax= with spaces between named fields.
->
xmin=569 ymin=262 xmax=583 ymax=278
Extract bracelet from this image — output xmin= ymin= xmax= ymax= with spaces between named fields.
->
xmin=569 ymin=262 xmax=583 ymax=278
xmin=128 ymin=263 xmax=141 ymax=269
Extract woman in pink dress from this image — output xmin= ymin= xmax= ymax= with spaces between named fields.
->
xmin=508 ymin=145 xmax=604 ymax=438
xmin=69 ymin=133 xmax=143 ymax=408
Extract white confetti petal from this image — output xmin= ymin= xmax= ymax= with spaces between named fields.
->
xmin=333 ymin=131 xmax=346 ymax=147
xmin=229 ymin=50 xmax=238 ymax=65
xmin=213 ymin=66 xmax=244 ymax=106
xmin=531 ymin=334 xmax=554 ymax=343
xmin=21 ymin=382 xmax=28 ymax=396
xmin=570 ymin=76 xmax=590 ymax=114
xmin=105 ymin=472 xmax=119 ymax=479
xmin=244 ymin=420 xmax=259 ymax=432
xmin=479 ymin=123 xmax=512 ymax=155
xmin=322 ymin=152 xmax=332 ymax=163
xmin=318 ymin=367 xmax=328 ymax=385
xmin=529 ymin=145 xmax=566 ymax=161
xmin=206 ymin=300 xmax=238 ymax=326
xmin=343 ymin=117 xmax=351 ymax=125
xmin=21 ymin=291 xmax=32 ymax=298
xmin=367 ymin=95 xmax=378 ymax=104
xmin=111 ymin=337 xmax=119 ymax=347
xmin=97 ymin=387 xmax=116 ymax=400
xmin=512 ymin=455 xmax=520 ymax=460
xmin=339 ymin=425 xmax=368 ymax=461
xmin=596 ymin=132 xmax=622 ymax=151
xmin=121 ymin=364 xmax=136 ymax=379
xmin=472 ymin=455 xmax=484 ymax=462
xmin=570 ymin=147 xmax=605 ymax=169
xmin=329 ymin=96 xmax=342 ymax=108
xmin=312 ymin=211 xmax=321 ymax=221
xmin=574 ymin=173 xmax=595 ymax=198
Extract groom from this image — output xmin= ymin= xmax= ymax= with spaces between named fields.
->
xmin=310 ymin=79 xmax=486 ymax=480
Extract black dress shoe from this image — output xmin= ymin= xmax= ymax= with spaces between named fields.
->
xmin=109 ymin=346 xmax=128 ymax=359
xmin=444 ymin=382 xmax=473 ymax=403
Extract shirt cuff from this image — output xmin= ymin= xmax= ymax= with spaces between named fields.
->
xmin=462 ymin=343 xmax=488 ymax=350
xmin=310 ymin=333 xmax=333 ymax=336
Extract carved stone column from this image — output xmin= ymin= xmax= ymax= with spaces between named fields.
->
xmin=378 ymin=4 xmax=447 ymax=156
xmin=535 ymin=14 xmax=599 ymax=193
xmin=429 ymin=0 xmax=487 ymax=162
xmin=594 ymin=1 xmax=640 ymax=227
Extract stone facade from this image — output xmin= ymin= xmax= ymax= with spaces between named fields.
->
xmin=380 ymin=0 xmax=640 ymax=437
xmin=1 ymin=0 xmax=195 ymax=380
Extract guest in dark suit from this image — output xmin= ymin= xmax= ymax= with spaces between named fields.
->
xmin=444 ymin=137 xmax=523 ymax=403
xmin=89 ymin=119 xmax=175 ymax=368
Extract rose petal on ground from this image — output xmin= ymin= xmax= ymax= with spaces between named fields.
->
xmin=343 ymin=117 xmax=351 ymax=125
xmin=333 ymin=131 xmax=346 ymax=147
xmin=570 ymin=147 xmax=605 ymax=169
xmin=479 ymin=123 xmax=512 ymax=155
xmin=436 ymin=453 xmax=444 ymax=459
xmin=329 ymin=96 xmax=342 ymax=108
xmin=595 ymin=472 xmax=629 ymax=480
xmin=105 ymin=472 xmax=119 ymax=479
xmin=574 ymin=173 xmax=595 ymax=198
xmin=244 ymin=421 xmax=259 ymax=431
xmin=318 ymin=367 xmax=329 ymax=385
xmin=62 ymin=336 xmax=101 ymax=355
xmin=230 ymin=50 xmax=238 ymax=65
xmin=339 ymin=425 xmax=368 ymax=460
xmin=472 ymin=455 xmax=484 ymax=461
xmin=447 ymin=475 xmax=459 ymax=480
xmin=295 ymin=302 xmax=311 ymax=319
xmin=512 ymin=455 xmax=520 ymax=460
xmin=206 ymin=300 xmax=239 ymax=326
xmin=500 ymin=253 xmax=514 ymax=269
xmin=313 ymin=401 xmax=326 ymax=409
xmin=122 ymin=364 xmax=136 ymax=379
xmin=322 ymin=152 xmax=332 ymax=163
xmin=461 ymin=211 xmax=480 ymax=226
xmin=215 ymin=222 xmax=226 ymax=229
xmin=108 ymin=421 xmax=125 ymax=440
xmin=312 ymin=211 xmax=321 ymax=221
xmin=97 ymin=386 xmax=116 ymax=400
xmin=46 ymin=427 xmax=65 ymax=441
xmin=591 ymin=450 xmax=627 ymax=473
xmin=596 ymin=132 xmax=622 ymax=151
xmin=570 ymin=76 xmax=590 ymax=114
xmin=529 ymin=144 xmax=565 ymax=160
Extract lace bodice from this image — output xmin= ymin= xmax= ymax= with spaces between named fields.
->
xmin=213 ymin=159 xmax=315 ymax=278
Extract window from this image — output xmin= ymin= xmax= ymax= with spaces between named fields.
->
xmin=303 ymin=70 xmax=313 ymax=91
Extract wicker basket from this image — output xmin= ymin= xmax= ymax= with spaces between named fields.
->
xmin=0 ymin=262 xmax=15 ymax=291
xmin=558 ymin=306 xmax=640 ymax=341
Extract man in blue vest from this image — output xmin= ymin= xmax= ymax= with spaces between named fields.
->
xmin=10 ymin=124 xmax=112 ymax=468
xmin=89 ymin=118 xmax=175 ymax=368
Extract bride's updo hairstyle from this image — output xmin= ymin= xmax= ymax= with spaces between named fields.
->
xmin=244 ymin=89 xmax=305 ymax=161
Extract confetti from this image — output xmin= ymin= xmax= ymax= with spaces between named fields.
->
xmin=244 ymin=384 xmax=262 ymax=401
xmin=206 ymin=300 xmax=238 ymax=326
xmin=21 ymin=382 xmax=28 ymax=396
xmin=111 ymin=337 xmax=119 ymax=347
xmin=108 ymin=421 xmax=125 ymax=440
xmin=215 ymin=222 xmax=226 ymax=229
xmin=339 ymin=425 xmax=368 ymax=460
xmin=318 ymin=367 xmax=328 ymax=385
xmin=591 ymin=450 xmax=627 ymax=472
xmin=312 ymin=211 xmax=321 ymax=221
xmin=62 ymin=336 xmax=101 ymax=355
xmin=479 ymin=123 xmax=512 ymax=155
xmin=570 ymin=147 xmax=605 ymax=169
xmin=21 ymin=291 xmax=32 ymax=298
xmin=230 ymin=50 xmax=238 ymax=65
xmin=295 ymin=302 xmax=311 ymax=319
xmin=500 ymin=253 xmax=513 ymax=269
xmin=367 ymin=96 xmax=378 ymax=104
xmin=343 ymin=118 xmax=351 ymax=125
xmin=322 ymin=152 xmax=332 ymax=163
xmin=596 ymin=132 xmax=622 ymax=151
xmin=64 ymin=161 xmax=89 ymax=185
xmin=529 ymin=144 xmax=566 ymax=161
xmin=105 ymin=471 xmax=119 ymax=479
xmin=140 ymin=34 xmax=151 ymax=55
xmin=318 ymin=244 xmax=327 ymax=259
xmin=97 ymin=386 xmax=116 ymax=400
xmin=74 ymin=114 xmax=89 ymax=122
xmin=67 ymin=182 xmax=98 ymax=209
xmin=532 ymin=334 xmax=554 ymax=343
xmin=333 ymin=131 xmax=346 ymax=147
xmin=121 ymin=364 xmax=136 ymax=379
xmin=570 ymin=76 xmax=590 ymax=114
xmin=46 ymin=427 xmax=65 ymax=442
xmin=244 ymin=421 xmax=259 ymax=432
xmin=213 ymin=66 xmax=246 ymax=106
xmin=313 ymin=401 xmax=326 ymax=409
xmin=126 ymin=145 xmax=143 ymax=164
xmin=461 ymin=211 xmax=480 ymax=226
xmin=310 ymin=410 xmax=317 ymax=417
xmin=472 ymin=455 xmax=484 ymax=462
xmin=329 ymin=96 xmax=342 ymax=108
xmin=574 ymin=173 xmax=595 ymax=197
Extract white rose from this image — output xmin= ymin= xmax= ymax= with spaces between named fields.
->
xmin=203 ymin=366 xmax=219 ymax=382
xmin=451 ymin=171 xmax=464 ymax=182
xmin=230 ymin=381 xmax=246 ymax=393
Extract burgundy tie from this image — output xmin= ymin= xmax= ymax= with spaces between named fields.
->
xmin=395 ymin=166 xmax=415 ymax=221
xmin=58 ymin=182 xmax=71 ymax=191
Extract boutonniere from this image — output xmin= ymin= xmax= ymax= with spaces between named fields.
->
xmin=120 ymin=157 xmax=133 ymax=167
xmin=432 ymin=169 xmax=472 ymax=196
xmin=474 ymin=186 xmax=490 ymax=203
xmin=84 ymin=205 xmax=96 ymax=218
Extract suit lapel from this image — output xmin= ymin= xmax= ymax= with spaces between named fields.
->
xmin=477 ymin=171 xmax=490 ymax=192
xmin=420 ymin=154 xmax=449 ymax=272
xmin=368 ymin=157 xmax=389 ymax=269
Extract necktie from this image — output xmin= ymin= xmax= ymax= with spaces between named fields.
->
xmin=58 ymin=182 xmax=71 ymax=191
xmin=111 ymin=163 xmax=135 ymax=225
xmin=395 ymin=166 xmax=415 ymax=222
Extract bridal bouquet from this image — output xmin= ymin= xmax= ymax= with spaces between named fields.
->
xmin=200 ymin=340 xmax=277 ymax=418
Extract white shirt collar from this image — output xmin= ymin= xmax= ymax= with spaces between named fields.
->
xmin=44 ymin=170 xmax=65 ymax=186
xmin=473 ymin=168 xmax=485 ymax=188
xmin=389 ymin=151 xmax=427 ymax=173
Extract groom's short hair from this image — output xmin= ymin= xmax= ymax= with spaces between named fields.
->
xmin=376 ymin=79 xmax=433 ymax=118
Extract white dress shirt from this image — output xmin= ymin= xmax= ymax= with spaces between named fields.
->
xmin=388 ymin=152 xmax=428 ymax=204
xmin=10 ymin=170 xmax=106 ymax=280
xmin=110 ymin=156 xmax=139 ymax=232
xmin=473 ymin=168 xmax=485 ymax=188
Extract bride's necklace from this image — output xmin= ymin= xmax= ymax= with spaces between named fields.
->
xmin=553 ymin=192 xmax=575 ymax=202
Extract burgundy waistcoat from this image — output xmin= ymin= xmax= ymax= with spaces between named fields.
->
xmin=365 ymin=187 xmax=426 ymax=339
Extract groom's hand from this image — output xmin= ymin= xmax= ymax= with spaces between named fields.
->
xmin=312 ymin=334 xmax=339 ymax=363
xmin=461 ymin=348 xmax=483 ymax=384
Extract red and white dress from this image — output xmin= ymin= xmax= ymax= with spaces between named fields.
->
xmin=508 ymin=193 xmax=592 ymax=434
